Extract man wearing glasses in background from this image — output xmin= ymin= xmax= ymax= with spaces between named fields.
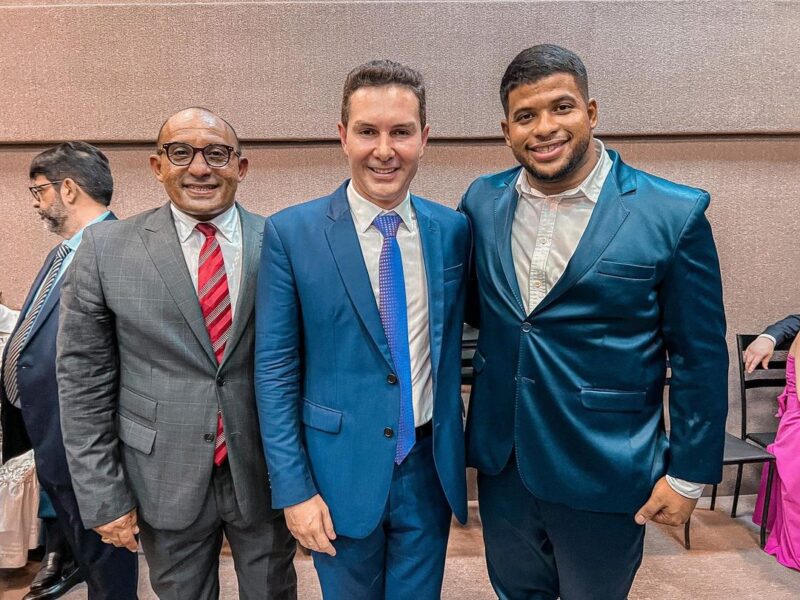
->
xmin=56 ymin=108 xmax=297 ymax=600
xmin=1 ymin=142 xmax=137 ymax=599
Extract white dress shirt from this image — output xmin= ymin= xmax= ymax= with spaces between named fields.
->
xmin=347 ymin=183 xmax=433 ymax=427
xmin=170 ymin=203 xmax=243 ymax=319
xmin=511 ymin=139 xmax=704 ymax=499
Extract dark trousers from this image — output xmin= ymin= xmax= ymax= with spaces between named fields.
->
xmin=312 ymin=435 xmax=452 ymax=600
xmin=138 ymin=461 xmax=297 ymax=600
xmin=478 ymin=454 xmax=645 ymax=600
xmin=43 ymin=480 xmax=139 ymax=600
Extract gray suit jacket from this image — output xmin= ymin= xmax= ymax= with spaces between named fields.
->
xmin=57 ymin=202 xmax=277 ymax=530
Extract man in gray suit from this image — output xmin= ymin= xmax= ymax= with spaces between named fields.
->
xmin=57 ymin=108 xmax=297 ymax=599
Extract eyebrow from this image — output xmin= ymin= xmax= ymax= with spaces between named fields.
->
xmin=352 ymin=120 xmax=418 ymax=129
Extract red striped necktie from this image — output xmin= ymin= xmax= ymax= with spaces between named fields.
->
xmin=196 ymin=222 xmax=231 ymax=466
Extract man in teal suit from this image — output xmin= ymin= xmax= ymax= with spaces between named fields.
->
xmin=255 ymin=60 xmax=469 ymax=599
xmin=460 ymin=45 xmax=728 ymax=598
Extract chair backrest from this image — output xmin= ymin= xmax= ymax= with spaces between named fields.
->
xmin=735 ymin=333 xmax=792 ymax=439
xmin=461 ymin=324 xmax=479 ymax=386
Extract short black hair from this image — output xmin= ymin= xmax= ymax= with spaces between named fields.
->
xmin=29 ymin=141 xmax=113 ymax=206
xmin=341 ymin=60 xmax=427 ymax=128
xmin=156 ymin=107 xmax=241 ymax=153
xmin=501 ymin=44 xmax=589 ymax=115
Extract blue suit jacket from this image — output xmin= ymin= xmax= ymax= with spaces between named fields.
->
xmin=764 ymin=315 xmax=800 ymax=346
xmin=0 ymin=212 xmax=117 ymax=485
xmin=460 ymin=151 xmax=728 ymax=514
xmin=254 ymin=182 xmax=469 ymax=538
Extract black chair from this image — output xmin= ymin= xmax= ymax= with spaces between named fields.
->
xmin=460 ymin=324 xmax=479 ymax=386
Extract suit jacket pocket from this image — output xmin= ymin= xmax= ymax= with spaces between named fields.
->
xmin=119 ymin=385 xmax=157 ymax=421
xmin=443 ymin=263 xmax=464 ymax=283
xmin=580 ymin=388 xmax=647 ymax=413
xmin=302 ymin=399 xmax=343 ymax=433
xmin=596 ymin=260 xmax=655 ymax=280
xmin=118 ymin=413 xmax=156 ymax=454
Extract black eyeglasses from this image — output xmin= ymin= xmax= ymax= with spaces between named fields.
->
xmin=29 ymin=180 xmax=64 ymax=201
xmin=159 ymin=143 xmax=239 ymax=168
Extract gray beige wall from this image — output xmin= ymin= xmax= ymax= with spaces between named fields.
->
xmin=2 ymin=1 xmax=798 ymax=492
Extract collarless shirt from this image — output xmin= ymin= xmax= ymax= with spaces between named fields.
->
xmin=170 ymin=202 xmax=242 ymax=319
xmin=347 ymin=182 xmax=433 ymax=427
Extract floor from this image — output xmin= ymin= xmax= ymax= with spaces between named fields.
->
xmin=1 ymin=496 xmax=798 ymax=599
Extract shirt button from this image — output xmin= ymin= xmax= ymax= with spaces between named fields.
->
xmin=204 ymin=433 xmax=214 ymax=443
xmin=521 ymin=322 xmax=532 ymax=333
xmin=384 ymin=427 xmax=394 ymax=438
xmin=538 ymin=237 xmax=547 ymax=245
xmin=387 ymin=374 xmax=398 ymax=384
xmin=533 ymin=281 xmax=542 ymax=288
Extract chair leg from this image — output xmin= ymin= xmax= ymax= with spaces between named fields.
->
xmin=731 ymin=463 xmax=744 ymax=518
xmin=710 ymin=484 xmax=718 ymax=511
xmin=761 ymin=461 xmax=776 ymax=549
xmin=684 ymin=517 xmax=691 ymax=550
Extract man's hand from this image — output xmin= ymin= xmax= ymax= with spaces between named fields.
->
xmin=94 ymin=508 xmax=139 ymax=552
xmin=284 ymin=494 xmax=337 ymax=556
xmin=744 ymin=336 xmax=776 ymax=373
xmin=635 ymin=476 xmax=698 ymax=526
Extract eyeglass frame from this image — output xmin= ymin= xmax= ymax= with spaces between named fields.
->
xmin=158 ymin=143 xmax=240 ymax=168
xmin=29 ymin=180 xmax=64 ymax=201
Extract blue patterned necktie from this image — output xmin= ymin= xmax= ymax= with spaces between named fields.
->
xmin=3 ymin=242 xmax=71 ymax=408
xmin=373 ymin=213 xmax=415 ymax=464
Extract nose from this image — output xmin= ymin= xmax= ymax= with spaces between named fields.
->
xmin=187 ymin=148 xmax=212 ymax=176
xmin=373 ymin=133 xmax=395 ymax=162
xmin=534 ymin=110 xmax=559 ymax=139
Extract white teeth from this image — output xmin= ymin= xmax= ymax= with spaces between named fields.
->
xmin=371 ymin=167 xmax=397 ymax=174
xmin=534 ymin=143 xmax=562 ymax=153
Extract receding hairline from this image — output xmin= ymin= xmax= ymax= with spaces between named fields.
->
xmin=156 ymin=107 xmax=240 ymax=149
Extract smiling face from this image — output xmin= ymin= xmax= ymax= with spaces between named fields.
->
xmin=502 ymin=73 xmax=598 ymax=195
xmin=338 ymin=84 xmax=429 ymax=210
xmin=149 ymin=109 xmax=248 ymax=221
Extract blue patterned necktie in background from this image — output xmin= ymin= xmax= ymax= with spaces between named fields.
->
xmin=3 ymin=242 xmax=72 ymax=408
xmin=374 ymin=213 xmax=415 ymax=464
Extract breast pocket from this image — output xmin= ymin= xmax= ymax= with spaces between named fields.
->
xmin=596 ymin=260 xmax=655 ymax=280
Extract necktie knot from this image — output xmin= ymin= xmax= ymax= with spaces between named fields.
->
xmin=373 ymin=213 xmax=402 ymax=239
xmin=196 ymin=223 xmax=217 ymax=239
xmin=57 ymin=242 xmax=72 ymax=260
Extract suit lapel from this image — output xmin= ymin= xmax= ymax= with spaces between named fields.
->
xmin=494 ymin=173 xmax=526 ymax=316
xmin=25 ymin=212 xmax=119 ymax=346
xmin=531 ymin=154 xmax=632 ymax=317
xmin=414 ymin=198 xmax=444 ymax=380
xmin=139 ymin=203 xmax=217 ymax=367
xmin=219 ymin=204 xmax=261 ymax=368
xmin=325 ymin=183 xmax=394 ymax=369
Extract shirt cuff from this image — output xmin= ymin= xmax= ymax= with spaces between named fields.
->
xmin=665 ymin=475 xmax=705 ymax=499
xmin=758 ymin=333 xmax=777 ymax=345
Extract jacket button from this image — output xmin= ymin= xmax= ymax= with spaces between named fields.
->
xmin=204 ymin=433 xmax=214 ymax=443
xmin=386 ymin=373 xmax=398 ymax=384
xmin=521 ymin=322 xmax=532 ymax=333
xmin=384 ymin=427 xmax=394 ymax=438
xmin=216 ymin=377 xmax=225 ymax=386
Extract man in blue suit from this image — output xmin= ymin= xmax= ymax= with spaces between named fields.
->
xmin=460 ymin=45 xmax=728 ymax=598
xmin=0 ymin=142 xmax=138 ymax=599
xmin=255 ymin=60 xmax=469 ymax=599
xmin=744 ymin=314 xmax=800 ymax=372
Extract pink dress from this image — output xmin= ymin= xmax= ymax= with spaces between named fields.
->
xmin=753 ymin=354 xmax=800 ymax=570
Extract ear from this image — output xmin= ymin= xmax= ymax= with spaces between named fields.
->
xmin=149 ymin=153 xmax=166 ymax=182
xmin=60 ymin=178 xmax=80 ymax=205
xmin=337 ymin=122 xmax=349 ymax=156
xmin=587 ymin=98 xmax=598 ymax=130
xmin=237 ymin=156 xmax=249 ymax=181
xmin=501 ymin=118 xmax=512 ymax=148
xmin=419 ymin=124 xmax=430 ymax=158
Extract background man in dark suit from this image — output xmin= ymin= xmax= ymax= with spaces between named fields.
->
xmin=1 ymin=142 xmax=138 ymax=599
xmin=460 ymin=45 xmax=728 ymax=599
xmin=57 ymin=109 xmax=296 ymax=600
xmin=255 ymin=61 xmax=469 ymax=599
xmin=744 ymin=314 xmax=800 ymax=372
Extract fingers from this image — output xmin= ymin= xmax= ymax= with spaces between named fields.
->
xmin=635 ymin=496 xmax=664 ymax=525
xmin=284 ymin=496 xmax=336 ymax=556
xmin=761 ymin=355 xmax=771 ymax=370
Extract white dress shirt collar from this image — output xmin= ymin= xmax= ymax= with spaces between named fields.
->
xmin=170 ymin=202 xmax=239 ymax=243
xmin=346 ymin=181 xmax=416 ymax=234
xmin=516 ymin=139 xmax=611 ymax=204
